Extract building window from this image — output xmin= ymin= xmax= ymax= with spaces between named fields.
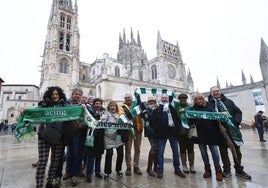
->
xmin=115 ymin=66 xmax=120 ymax=77
xmin=18 ymin=96 xmax=21 ymax=100
xmin=58 ymin=14 xmax=72 ymax=52
xmin=151 ymin=65 xmax=157 ymax=79
xmin=59 ymin=58 xmax=68 ymax=74
xmin=66 ymin=34 xmax=70 ymax=51
xmin=59 ymin=32 xmax=64 ymax=50
xmin=60 ymin=15 xmax=65 ymax=28
xmin=7 ymin=96 xmax=9 ymax=100
xmin=67 ymin=17 xmax=71 ymax=30
xmin=11 ymin=114 xmax=14 ymax=118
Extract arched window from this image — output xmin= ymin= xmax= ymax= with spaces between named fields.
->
xmin=60 ymin=14 xmax=65 ymax=28
xmin=151 ymin=65 xmax=157 ymax=79
xmin=59 ymin=58 xmax=68 ymax=74
xmin=67 ymin=16 xmax=71 ymax=30
xmin=115 ymin=66 xmax=120 ymax=77
xmin=66 ymin=34 xmax=70 ymax=51
xmin=59 ymin=32 xmax=64 ymax=50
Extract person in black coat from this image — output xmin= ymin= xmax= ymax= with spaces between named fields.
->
xmin=150 ymin=94 xmax=185 ymax=179
xmin=208 ymin=86 xmax=251 ymax=179
xmin=188 ymin=94 xmax=223 ymax=181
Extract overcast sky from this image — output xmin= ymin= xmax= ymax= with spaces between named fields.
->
xmin=1 ymin=0 xmax=268 ymax=92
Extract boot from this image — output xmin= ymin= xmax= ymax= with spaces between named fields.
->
xmin=180 ymin=153 xmax=189 ymax=173
xmin=153 ymin=154 xmax=158 ymax=173
xmin=203 ymin=164 xmax=211 ymax=178
xmin=147 ymin=153 xmax=156 ymax=177
xmin=188 ymin=153 xmax=196 ymax=174
xmin=215 ymin=166 xmax=223 ymax=181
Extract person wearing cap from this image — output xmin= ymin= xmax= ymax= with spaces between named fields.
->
xmin=141 ymin=96 xmax=158 ymax=176
xmin=151 ymin=94 xmax=186 ymax=179
xmin=177 ymin=94 xmax=196 ymax=174
xmin=118 ymin=94 xmax=143 ymax=176
xmin=254 ymin=110 xmax=266 ymax=142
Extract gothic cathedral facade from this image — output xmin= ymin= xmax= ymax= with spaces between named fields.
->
xmin=39 ymin=0 xmax=194 ymax=103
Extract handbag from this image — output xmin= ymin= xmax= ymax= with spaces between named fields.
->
xmin=188 ymin=125 xmax=197 ymax=138
xmin=40 ymin=126 xmax=62 ymax=145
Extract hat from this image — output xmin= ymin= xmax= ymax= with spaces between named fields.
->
xmin=124 ymin=93 xmax=132 ymax=99
xmin=178 ymin=93 xmax=188 ymax=99
xmin=147 ymin=96 xmax=156 ymax=102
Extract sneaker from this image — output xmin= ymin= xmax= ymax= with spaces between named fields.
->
xmin=86 ymin=175 xmax=92 ymax=183
xmin=190 ymin=165 xmax=196 ymax=174
xmin=52 ymin=177 xmax=61 ymax=188
xmin=175 ymin=169 xmax=186 ymax=178
xmin=116 ymin=171 xmax=123 ymax=177
xmin=63 ymin=172 xmax=70 ymax=180
xmin=104 ymin=174 xmax=109 ymax=180
xmin=222 ymin=171 xmax=232 ymax=178
xmin=182 ymin=165 xmax=189 ymax=173
xmin=70 ymin=176 xmax=79 ymax=187
xmin=134 ymin=167 xmax=142 ymax=175
xmin=235 ymin=170 xmax=251 ymax=179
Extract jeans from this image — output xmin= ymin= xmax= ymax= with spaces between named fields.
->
xmin=198 ymin=144 xmax=220 ymax=167
xmin=257 ymin=126 xmax=264 ymax=141
xmin=157 ymin=136 xmax=181 ymax=173
xmin=86 ymin=154 xmax=102 ymax=176
xmin=66 ymin=134 xmax=84 ymax=177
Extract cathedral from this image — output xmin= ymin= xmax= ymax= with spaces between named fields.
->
xmin=1 ymin=0 xmax=268 ymax=124
xmin=39 ymin=0 xmax=194 ymax=104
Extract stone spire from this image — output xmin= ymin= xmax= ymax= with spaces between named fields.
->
xmin=242 ymin=69 xmax=247 ymax=85
xmin=250 ymin=74 xmax=254 ymax=83
xmin=217 ymin=77 xmax=221 ymax=88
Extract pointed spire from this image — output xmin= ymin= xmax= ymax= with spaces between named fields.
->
xmin=226 ymin=80 xmax=229 ymax=87
xmin=250 ymin=74 xmax=254 ymax=83
xmin=137 ymin=31 xmax=141 ymax=47
xmin=123 ymin=28 xmax=126 ymax=43
xmin=157 ymin=30 xmax=162 ymax=56
xmin=119 ymin=33 xmax=123 ymax=49
xmin=242 ymin=69 xmax=247 ymax=85
xmin=260 ymin=38 xmax=268 ymax=64
xmin=74 ymin=0 xmax=78 ymax=13
xmin=217 ymin=77 xmax=221 ymax=88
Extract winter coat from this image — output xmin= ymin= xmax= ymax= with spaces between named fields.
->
xmin=188 ymin=104 xmax=222 ymax=145
xmin=100 ymin=111 xmax=125 ymax=150
xmin=150 ymin=104 xmax=182 ymax=139
xmin=208 ymin=93 xmax=242 ymax=127
xmin=37 ymin=98 xmax=68 ymax=136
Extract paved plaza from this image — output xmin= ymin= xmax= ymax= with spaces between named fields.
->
xmin=0 ymin=129 xmax=267 ymax=188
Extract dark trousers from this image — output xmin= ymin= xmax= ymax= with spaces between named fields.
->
xmin=104 ymin=145 xmax=124 ymax=174
xmin=219 ymin=142 xmax=242 ymax=172
xmin=257 ymin=126 xmax=264 ymax=141
xmin=178 ymin=134 xmax=194 ymax=153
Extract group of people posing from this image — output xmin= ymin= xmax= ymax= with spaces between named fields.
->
xmin=33 ymin=86 xmax=252 ymax=188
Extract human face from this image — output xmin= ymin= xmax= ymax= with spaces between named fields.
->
xmin=124 ymin=96 xmax=132 ymax=106
xmin=72 ymin=91 xmax=83 ymax=104
xmin=210 ymin=87 xmax=221 ymax=99
xmin=94 ymin=101 xmax=102 ymax=110
xmin=51 ymin=90 xmax=60 ymax=102
xmin=179 ymin=97 xmax=187 ymax=104
xmin=161 ymin=95 xmax=168 ymax=103
xmin=195 ymin=97 xmax=204 ymax=106
xmin=109 ymin=103 xmax=117 ymax=113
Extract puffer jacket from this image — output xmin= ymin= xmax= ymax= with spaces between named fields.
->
xmin=100 ymin=111 xmax=125 ymax=150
